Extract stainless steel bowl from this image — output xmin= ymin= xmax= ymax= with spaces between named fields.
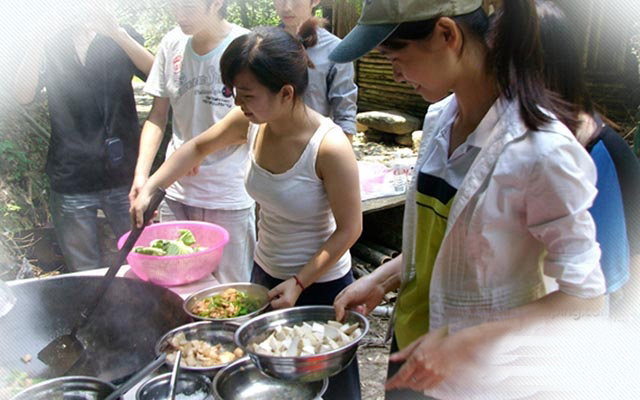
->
xmin=183 ymin=283 xmax=270 ymax=323
xmin=10 ymin=376 xmax=117 ymax=400
xmin=136 ymin=372 xmax=211 ymax=400
xmin=155 ymin=321 xmax=243 ymax=376
xmin=212 ymin=357 xmax=327 ymax=400
xmin=234 ymin=305 xmax=369 ymax=382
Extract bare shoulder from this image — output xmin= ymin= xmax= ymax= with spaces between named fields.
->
xmin=317 ymin=119 xmax=357 ymax=179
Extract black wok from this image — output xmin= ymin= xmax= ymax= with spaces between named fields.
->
xmin=0 ymin=276 xmax=191 ymax=384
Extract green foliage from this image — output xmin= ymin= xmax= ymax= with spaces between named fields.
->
xmin=227 ymin=0 xmax=280 ymax=28
xmin=0 ymin=100 xmax=51 ymax=232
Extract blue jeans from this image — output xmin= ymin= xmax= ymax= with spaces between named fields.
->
xmin=49 ymin=186 xmax=131 ymax=272
xmin=251 ymin=264 xmax=362 ymax=400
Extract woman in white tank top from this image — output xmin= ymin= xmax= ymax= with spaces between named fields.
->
xmin=131 ymin=19 xmax=363 ymax=399
xmin=130 ymin=19 xmax=361 ymax=321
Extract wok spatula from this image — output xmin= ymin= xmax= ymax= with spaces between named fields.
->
xmin=37 ymin=188 xmax=165 ymax=372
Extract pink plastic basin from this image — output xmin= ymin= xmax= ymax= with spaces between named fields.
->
xmin=117 ymin=221 xmax=229 ymax=287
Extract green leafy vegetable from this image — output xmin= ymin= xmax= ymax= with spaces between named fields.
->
xmin=133 ymin=229 xmax=201 ymax=256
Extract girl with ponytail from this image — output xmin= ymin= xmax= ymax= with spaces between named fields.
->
xmin=273 ymin=0 xmax=359 ymax=141
xmin=131 ymin=20 xmax=362 ymax=399
xmin=330 ymin=0 xmax=606 ymax=396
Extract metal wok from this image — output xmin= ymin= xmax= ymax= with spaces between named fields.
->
xmin=0 ymin=276 xmax=191 ymax=383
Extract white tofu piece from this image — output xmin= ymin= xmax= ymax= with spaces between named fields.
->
xmin=302 ymin=345 xmax=316 ymax=355
xmin=274 ymin=326 xmax=287 ymax=341
xmin=258 ymin=340 xmax=272 ymax=353
xmin=341 ymin=323 xmax=359 ymax=335
xmin=327 ymin=320 xmax=342 ymax=328
xmin=285 ymin=337 xmax=300 ymax=357
xmin=324 ymin=325 xmax=341 ymax=340
xmin=327 ymin=337 xmax=340 ymax=350
xmin=312 ymin=322 xmax=325 ymax=333
xmin=320 ymin=344 xmax=332 ymax=353
xmin=301 ymin=323 xmax=313 ymax=336
xmin=301 ymin=338 xmax=312 ymax=349
xmin=351 ymin=328 xmax=362 ymax=339
xmin=282 ymin=337 xmax=292 ymax=350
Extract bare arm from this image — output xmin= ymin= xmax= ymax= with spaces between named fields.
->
xmin=110 ymin=28 xmax=154 ymax=76
xmin=13 ymin=42 xmax=45 ymax=105
xmin=92 ymin=10 xmax=154 ymax=76
xmin=269 ymin=127 xmax=362 ymax=308
xmin=129 ymin=96 xmax=171 ymax=203
xmin=131 ymin=107 xmax=249 ymax=227
xmin=333 ymin=254 xmax=403 ymax=321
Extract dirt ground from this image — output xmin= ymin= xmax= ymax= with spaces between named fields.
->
xmin=357 ymin=312 xmax=392 ymax=400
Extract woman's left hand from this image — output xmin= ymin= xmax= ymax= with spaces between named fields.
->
xmin=385 ymin=326 xmax=479 ymax=392
xmin=268 ymin=278 xmax=304 ymax=309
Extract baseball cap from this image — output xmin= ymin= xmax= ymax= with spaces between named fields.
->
xmin=329 ymin=0 xmax=483 ymax=63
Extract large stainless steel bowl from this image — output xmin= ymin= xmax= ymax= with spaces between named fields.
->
xmin=212 ymin=357 xmax=327 ymax=400
xmin=183 ymin=283 xmax=270 ymax=323
xmin=136 ymin=372 xmax=211 ymax=400
xmin=234 ymin=305 xmax=369 ymax=382
xmin=10 ymin=376 xmax=117 ymax=400
xmin=155 ymin=321 xmax=243 ymax=376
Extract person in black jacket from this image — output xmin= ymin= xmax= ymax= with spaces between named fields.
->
xmin=13 ymin=3 xmax=153 ymax=271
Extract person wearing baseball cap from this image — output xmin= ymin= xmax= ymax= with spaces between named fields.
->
xmin=333 ymin=1 xmax=605 ymax=397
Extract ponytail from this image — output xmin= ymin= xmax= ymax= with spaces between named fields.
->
xmin=488 ymin=0 xmax=578 ymax=132
xmin=297 ymin=17 xmax=324 ymax=49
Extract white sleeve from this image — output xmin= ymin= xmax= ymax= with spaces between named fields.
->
xmin=525 ymin=139 xmax=605 ymax=298
xmin=143 ymin=37 xmax=168 ymax=98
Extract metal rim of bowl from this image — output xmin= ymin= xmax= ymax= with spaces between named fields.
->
xmin=136 ymin=371 xmax=211 ymax=400
xmin=211 ymin=357 xmax=329 ymax=400
xmin=10 ymin=376 xmax=117 ymax=399
xmin=182 ymin=282 xmax=270 ymax=322
xmin=154 ymin=320 xmax=243 ymax=373
xmin=234 ymin=305 xmax=370 ymax=360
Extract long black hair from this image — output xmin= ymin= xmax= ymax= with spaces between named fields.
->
xmin=537 ymin=0 xmax=593 ymax=116
xmin=381 ymin=1 xmax=577 ymax=133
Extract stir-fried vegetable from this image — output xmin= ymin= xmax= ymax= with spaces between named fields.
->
xmin=191 ymin=288 xmax=259 ymax=319
xmin=133 ymin=229 xmax=205 ymax=256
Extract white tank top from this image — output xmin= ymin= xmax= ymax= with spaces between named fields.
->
xmin=245 ymin=118 xmax=351 ymax=282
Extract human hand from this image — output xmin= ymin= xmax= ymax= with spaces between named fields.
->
xmin=89 ymin=8 xmax=121 ymax=38
xmin=268 ymin=278 xmax=303 ymax=309
xmin=185 ymin=165 xmax=200 ymax=177
xmin=130 ymin=187 xmax=152 ymax=229
xmin=385 ymin=325 xmax=479 ymax=392
xmin=333 ymin=275 xmax=386 ymax=321
xmin=129 ymin=175 xmax=148 ymax=205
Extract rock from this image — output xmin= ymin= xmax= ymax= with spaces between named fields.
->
xmin=412 ymin=130 xmax=423 ymax=152
xmin=356 ymin=110 xmax=421 ymax=135
xmin=356 ymin=121 xmax=368 ymax=133
xmin=394 ymin=133 xmax=413 ymax=147
xmin=364 ymin=129 xmax=384 ymax=142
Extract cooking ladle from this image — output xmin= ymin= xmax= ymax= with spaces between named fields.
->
xmin=37 ymin=188 xmax=166 ymax=372
xmin=168 ymin=349 xmax=182 ymax=400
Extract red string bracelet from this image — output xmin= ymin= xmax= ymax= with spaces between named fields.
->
xmin=293 ymin=275 xmax=305 ymax=291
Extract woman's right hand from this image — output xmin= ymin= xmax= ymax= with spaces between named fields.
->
xmin=333 ymin=275 xmax=387 ymax=321
xmin=129 ymin=186 xmax=152 ymax=229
